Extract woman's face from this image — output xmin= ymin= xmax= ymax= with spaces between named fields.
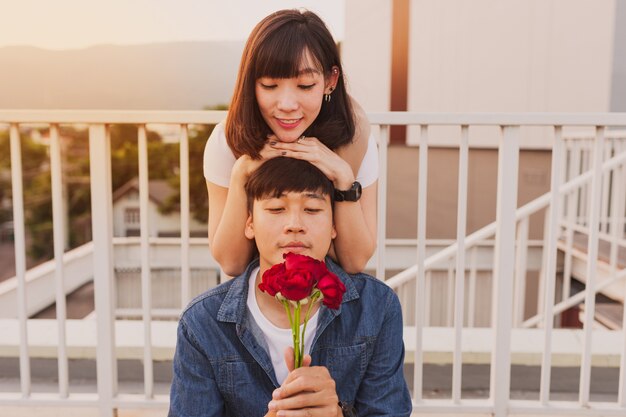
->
xmin=255 ymin=53 xmax=334 ymax=143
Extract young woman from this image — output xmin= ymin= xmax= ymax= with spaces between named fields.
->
xmin=204 ymin=9 xmax=378 ymax=275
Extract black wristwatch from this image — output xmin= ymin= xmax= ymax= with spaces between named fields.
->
xmin=334 ymin=181 xmax=362 ymax=202
xmin=338 ymin=401 xmax=357 ymax=417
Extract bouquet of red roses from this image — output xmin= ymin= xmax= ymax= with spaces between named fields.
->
xmin=258 ymin=253 xmax=346 ymax=368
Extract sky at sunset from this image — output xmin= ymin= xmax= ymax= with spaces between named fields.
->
xmin=1 ymin=0 xmax=345 ymax=50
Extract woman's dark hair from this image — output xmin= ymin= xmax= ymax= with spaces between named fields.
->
xmin=245 ymin=157 xmax=334 ymax=211
xmin=226 ymin=9 xmax=355 ymax=159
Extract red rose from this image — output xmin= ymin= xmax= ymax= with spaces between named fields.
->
xmin=283 ymin=253 xmax=327 ymax=279
xmin=259 ymin=263 xmax=286 ymax=297
xmin=280 ymin=268 xmax=316 ymax=301
xmin=317 ymin=272 xmax=346 ymax=309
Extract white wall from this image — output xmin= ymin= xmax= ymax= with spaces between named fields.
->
xmin=341 ymin=0 xmax=392 ymax=112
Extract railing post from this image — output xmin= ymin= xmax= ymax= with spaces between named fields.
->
xmin=376 ymin=125 xmax=389 ymax=280
xmin=579 ymin=126 xmax=605 ymax=406
xmin=10 ymin=123 xmax=31 ymax=397
xmin=562 ymin=141 xmax=580 ymax=304
xmin=89 ymin=124 xmax=118 ymax=417
xmin=539 ymin=126 xmax=564 ymax=404
xmin=413 ymin=124 xmax=428 ymax=402
xmin=179 ymin=125 xmax=191 ymax=307
xmin=468 ymin=247 xmax=478 ymax=327
xmin=452 ymin=125 xmax=469 ymax=402
xmin=513 ymin=217 xmax=529 ymax=327
xmin=490 ymin=125 xmax=519 ymax=417
xmin=50 ymin=124 xmax=69 ymax=398
xmin=138 ymin=125 xmax=154 ymax=398
xmin=610 ymin=140 xmax=625 ymax=274
xmin=618 ymin=141 xmax=626 ymax=406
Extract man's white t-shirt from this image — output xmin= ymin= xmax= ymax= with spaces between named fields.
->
xmin=246 ymin=267 xmax=319 ymax=385
xmin=203 ymin=121 xmax=379 ymax=187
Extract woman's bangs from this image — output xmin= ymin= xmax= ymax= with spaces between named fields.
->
xmin=253 ymin=33 xmax=323 ymax=79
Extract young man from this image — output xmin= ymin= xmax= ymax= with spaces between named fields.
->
xmin=169 ymin=158 xmax=411 ymax=417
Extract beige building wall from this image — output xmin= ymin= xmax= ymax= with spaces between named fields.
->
xmin=407 ymin=0 xmax=616 ymax=147
xmin=409 ymin=0 xmax=615 ymax=113
xmin=342 ymin=0 xmax=392 ymax=112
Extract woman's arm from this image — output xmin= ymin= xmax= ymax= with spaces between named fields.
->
xmin=207 ymin=155 xmax=262 ymax=276
xmin=332 ymin=102 xmax=377 ymax=273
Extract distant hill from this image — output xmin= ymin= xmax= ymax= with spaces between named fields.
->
xmin=0 ymin=42 xmax=244 ymax=110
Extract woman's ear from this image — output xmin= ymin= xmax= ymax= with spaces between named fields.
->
xmin=244 ymin=215 xmax=255 ymax=240
xmin=325 ymin=66 xmax=340 ymax=94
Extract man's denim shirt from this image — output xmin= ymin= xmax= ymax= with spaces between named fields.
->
xmin=168 ymin=258 xmax=412 ymax=416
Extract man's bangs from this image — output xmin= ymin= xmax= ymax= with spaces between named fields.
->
xmin=245 ymin=158 xmax=334 ymax=209
xmin=265 ymin=184 xmax=328 ymax=201
xmin=253 ymin=32 xmax=323 ymax=79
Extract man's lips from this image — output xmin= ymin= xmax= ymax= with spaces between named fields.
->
xmin=280 ymin=242 xmax=310 ymax=252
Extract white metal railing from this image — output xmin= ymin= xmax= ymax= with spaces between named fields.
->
xmin=1 ymin=111 xmax=626 ymax=416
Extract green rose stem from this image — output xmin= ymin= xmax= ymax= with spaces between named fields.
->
xmin=299 ymin=291 xmax=321 ymax=368
xmin=294 ymin=301 xmax=301 ymax=368
xmin=282 ymin=300 xmax=297 ymax=364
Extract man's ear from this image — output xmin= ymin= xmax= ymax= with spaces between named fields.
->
xmin=244 ymin=214 xmax=255 ymax=240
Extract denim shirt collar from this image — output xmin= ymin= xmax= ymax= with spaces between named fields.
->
xmin=216 ymin=256 xmax=360 ymax=326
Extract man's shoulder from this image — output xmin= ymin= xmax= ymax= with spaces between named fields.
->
xmin=347 ymin=271 xmax=397 ymax=301
xmin=324 ymin=260 xmax=399 ymax=315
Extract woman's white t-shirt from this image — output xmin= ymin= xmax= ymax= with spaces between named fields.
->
xmin=203 ymin=121 xmax=379 ymax=187
xmin=246 ymin=267 xmax=319 ymax=385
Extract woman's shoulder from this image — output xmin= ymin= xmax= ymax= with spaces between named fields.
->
xmin=351 ymin=98 xmax=371 ymax=144
xmin=203 ymin=120 xmax=236 ymax=185
xmin=335 ymin=97 xmax=372 ymax=174
xmin=208 ymin=120 xmax=227 ymax=142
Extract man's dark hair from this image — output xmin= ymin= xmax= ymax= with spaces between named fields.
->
xmin=245 ymin=157 xmax=334 ymax=211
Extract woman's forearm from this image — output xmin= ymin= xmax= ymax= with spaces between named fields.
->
xmin=331 ymin=183 xmax=377 ymax=274
xmin=207 ymin=172 xmax=256 ymax=276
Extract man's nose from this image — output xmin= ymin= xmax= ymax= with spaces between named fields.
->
xmin=284 ymin=211 xmax=305 ymax=233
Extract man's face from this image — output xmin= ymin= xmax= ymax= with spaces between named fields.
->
xmin=245 ymin=190 xmax=336 ymax=271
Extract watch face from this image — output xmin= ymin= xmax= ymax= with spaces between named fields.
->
xmin=334 ymin=181 xmax=362 ymax=202
xmin=352 ymin=181 xmax=362 ymax=200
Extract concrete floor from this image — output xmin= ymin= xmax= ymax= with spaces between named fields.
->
xmin=0 ymin=358 xmax=620 ymax=402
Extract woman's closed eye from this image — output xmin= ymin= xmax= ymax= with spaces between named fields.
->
xmin=298 ymin=83 xmax=316 ymax=90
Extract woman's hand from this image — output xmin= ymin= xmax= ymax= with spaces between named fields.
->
xmin=268 ymin=135 xmax=355 ymax=190
xmin=231 ymin=141 xmax=281 ymax=182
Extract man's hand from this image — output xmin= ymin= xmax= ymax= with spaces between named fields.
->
xmin=267 ymin=347 xmax=341 ymax=417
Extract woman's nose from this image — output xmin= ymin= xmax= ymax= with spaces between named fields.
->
xmin=276 ymin=90 xmax=298 ymax=111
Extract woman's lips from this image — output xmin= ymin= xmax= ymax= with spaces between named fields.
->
xmin=275 ymin=118 xmax=302 ymax=130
